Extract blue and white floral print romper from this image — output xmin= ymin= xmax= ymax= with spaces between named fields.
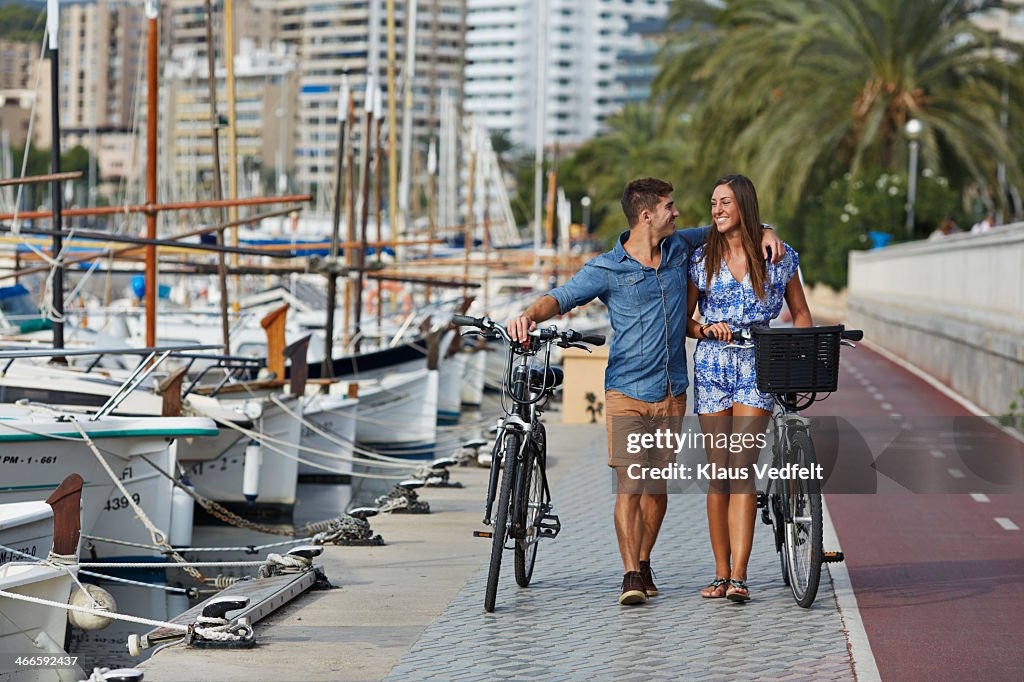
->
xmin=689 ymin=243 xmax=800 ymax=414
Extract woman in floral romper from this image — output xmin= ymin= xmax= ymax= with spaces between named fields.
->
xmin=685 ymin=174 xmax=813 ymax=602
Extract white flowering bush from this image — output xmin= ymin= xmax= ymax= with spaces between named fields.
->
xmin=783 ymin=170 xmax=964 ymax=288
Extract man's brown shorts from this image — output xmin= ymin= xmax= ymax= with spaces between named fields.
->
xmin=605 ymin=389 xmax=687 ymax=468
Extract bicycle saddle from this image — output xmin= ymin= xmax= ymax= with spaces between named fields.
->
xmin=528 ymin=366 xmax=563 ymax=390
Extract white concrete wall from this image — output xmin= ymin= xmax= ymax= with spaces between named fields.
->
xmin=847 ymin=222 xmax=1024 ymax=416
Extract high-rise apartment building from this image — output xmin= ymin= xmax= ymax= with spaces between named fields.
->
xmin=58 ymin=0 xmax=145 ymax=131
xmin=253 ymin=0 xmax=466 ymax=193
xmin=465 ymin=0 xmax=668 ymax=150
xmin=161 ymin=42 xmax=299 ymax=200
xmin=0 ymin=39 xmax=37 ymax=91
xmin=162 ymin=0 xmax=465 ymax=198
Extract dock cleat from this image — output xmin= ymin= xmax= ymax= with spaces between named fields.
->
xmin=200 ymin=596 xmax=249 ymax=621
xmin=376 ymin=480 xmax=431 ymax=514
xmin=86 ymin=668 xmax=145 ymax=682
xmin=347 ymin=507 xmax=379 ymax=520
xmin=458 ymin=438 xmax=489 ymax=465
xmin=397 ymin=479 xmax=426 ymax=491
xmin=287 ymin=545 xmax=324 ymax=561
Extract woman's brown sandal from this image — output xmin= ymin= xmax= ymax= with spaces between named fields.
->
xmin=726 ymin=578 xmax=750 ymax=603
xmin=700 ymin=577 xmax=729 ymax=599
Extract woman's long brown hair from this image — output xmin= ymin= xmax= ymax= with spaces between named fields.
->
xmin=702 ymin=174 xmax=768 ymax=301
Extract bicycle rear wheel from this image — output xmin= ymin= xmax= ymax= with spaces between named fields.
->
xmin=783 ymin=431 xmax=823 ymax=607
xmin=484 ymin=433 xmax=518 ymax=612
xmin=514 ymin=444 xmax=543 ymax=587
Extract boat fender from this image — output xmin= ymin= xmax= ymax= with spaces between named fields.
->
xmin=169 ymin=483 xmax=196 ymax=547
xmin=68 ymin=584 xmax=117 ymax=630
xmin=243 ymin=440 xmax=261 ymax=503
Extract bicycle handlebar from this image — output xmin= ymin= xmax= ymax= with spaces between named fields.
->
xmin=452 ymin=315 xmax=606 ymax=348
xmin=721 ymin=326 xmax=865 ymax=349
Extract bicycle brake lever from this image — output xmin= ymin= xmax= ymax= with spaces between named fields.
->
xmin=557 ymin=341 xmax=591 ymax=353
xmin=461 ymin=330 xmax=485 ymax=338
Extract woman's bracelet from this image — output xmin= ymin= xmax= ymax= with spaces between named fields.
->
xmin=700 ymin=322 xmax=711 ymax=338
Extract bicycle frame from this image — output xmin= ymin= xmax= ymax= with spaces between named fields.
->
xmin=483 ymin=341 xmax=554 ymax=537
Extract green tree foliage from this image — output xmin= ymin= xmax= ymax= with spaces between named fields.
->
xmin=784 ymin=169 xmax=965 ymax=288
xmin=558 ymin=103 xmax=701 ymax=243
xmin=654 ymin=0 xmax=1024 ymax=214
xmin=0 ymin=4 xmax=44 ymax=42
xmin=7 ymin=145 xmax=95 ymax=209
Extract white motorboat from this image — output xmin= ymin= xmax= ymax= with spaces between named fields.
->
xmin=296 ymin=392 xmax=359 ymax=481
xmin=0 ymin=502 xmax=52 ymax=569
xmin=0 ymin=476 xmax=88 ymax=681
xmin=334 ymin=367 xmax=438 ymax=460
xmin=0 ymin=404 xmax=217 ymax=548
xmin=183 ymin=392 xmax=304 ymax=515
xmin=460 ymin=346 xmax=487 ymax=408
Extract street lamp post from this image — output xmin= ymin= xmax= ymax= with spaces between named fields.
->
xmin=904 ymin=118 xmax=923 ymax=237
xmin=581 ymin=195 xmax=591 ymax=231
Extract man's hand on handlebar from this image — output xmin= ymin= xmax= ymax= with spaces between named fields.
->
xmin=506 ymin=315 xmax=537 ymax=344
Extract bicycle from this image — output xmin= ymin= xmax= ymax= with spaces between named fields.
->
xmin=452 ymin=314 xmax=605 ymax=612
xmin=726 ymin=324 xmax=862 ymax=608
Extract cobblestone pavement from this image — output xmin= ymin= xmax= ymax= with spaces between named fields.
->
xmin=386 ymin=427 xmax=856 ymax=682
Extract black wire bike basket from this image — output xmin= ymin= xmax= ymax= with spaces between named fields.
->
xmin=751 ymin=325 xmax=845 ymax=394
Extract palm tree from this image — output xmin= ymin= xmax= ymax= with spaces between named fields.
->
xmin=563 ymin=102 xmax=700 ymax=239
xmin=654 ymin=0 xmax=1024 ymax=212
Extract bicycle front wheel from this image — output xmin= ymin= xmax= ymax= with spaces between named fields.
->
xmin=783 ymin=431 xmax=823 ymax=608
xmin=514 ymin=443 xmax=543 ymax=587
xmin=484 ymin=433 xmax=518 ymax=612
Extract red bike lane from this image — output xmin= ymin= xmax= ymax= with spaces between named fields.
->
xmin=814 ymin=344 xmax=1024 ymax=681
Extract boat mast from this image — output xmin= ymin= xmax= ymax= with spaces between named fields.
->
xmin=463 ymin=125 xmax=476 ymax=301
xmin=203 ymin=0 xmax=232 ymax=353
xmin=397 ymin=0 xmax=418 ymax=258
xmin=532 ymin=0 xmax=547 ymax=270
xmin=323 ymin=74 xmax=351 ymax=381
xmin=144 ymin=0 xmax=160 ymax=348
xmin=354 ymin=79 xmax=376 ymax=353
xmin=46 ymin=0 xmax=64 ymax=350
xmin=224 ymin=0 xmax=240 ymax=294
xmin=386 ymin=0 xmax=398 ymax=249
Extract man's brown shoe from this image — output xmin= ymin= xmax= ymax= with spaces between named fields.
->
xmin=618 ymin=571 xmax=648 ymax=605
xmin=639 ymin=560 xmax=658 ymax=597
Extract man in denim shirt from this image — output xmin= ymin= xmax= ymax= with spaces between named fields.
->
xmin=507 ymin=177 xmax=782 ymax=605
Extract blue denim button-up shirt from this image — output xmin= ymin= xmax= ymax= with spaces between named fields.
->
xmin=548 ymin=227 xmax=710 ymax=402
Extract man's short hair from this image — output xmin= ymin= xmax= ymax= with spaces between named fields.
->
xmin=621 ymin=177 xmax=674 ymax=227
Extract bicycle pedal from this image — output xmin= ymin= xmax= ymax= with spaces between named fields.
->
xmin=473 ymin=530 xmax=493 ymax=539
xmin=822 ymin=551 xmax=845 ymax=563
xmin=536 ymin=514 xmax=561 ymax=538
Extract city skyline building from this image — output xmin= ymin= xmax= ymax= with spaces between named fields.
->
xmin=464 ymin=0 xmax=669 ymax=152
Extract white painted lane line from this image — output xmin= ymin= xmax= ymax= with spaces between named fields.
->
xmin=822 ymin=499 xmax=882 ymax=682
xmin=970 ymin=493 xmax=990 ymax=503
xmin=995 ymin=517 xmax=1020 ymax=531
xmin=947 ymin=468 xmax=966 ymax=479
xmin=873 ymin=393 xmax=884 ymax=401
xmin=880 ymin=402 xmax=893 ymax=411
xmin=860 ymin=340 xmax=1024 ymax=446
xmin=930 ymin=449 xmax=946 ymax=458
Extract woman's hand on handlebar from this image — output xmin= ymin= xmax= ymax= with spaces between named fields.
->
xmin=506 ymin=315 xmax=537 ymax=344
xmin=702 ymin=322 xmax=732 ymax=342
